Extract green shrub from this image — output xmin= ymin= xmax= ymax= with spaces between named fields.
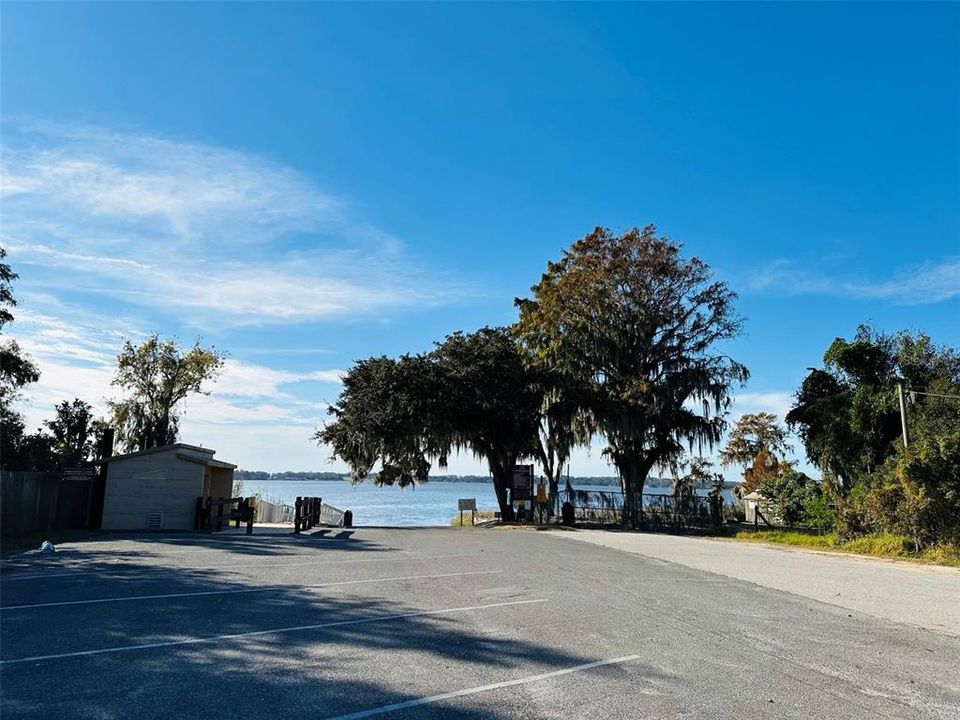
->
xmin=801 ymin=493 xmax=835 ymax=531
xmin=757 ymin=469 xmax=823 ymax=525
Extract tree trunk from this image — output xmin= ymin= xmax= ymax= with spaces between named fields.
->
xmin=616 ymin=454 xmax=657 ymax=530
xmin=547 ymin=474 xmax=559 ymax=516
xmin=618 ymin=462 xmax=638 ymax=529
xmin=489 ymin=458 xmax=516 ymax=521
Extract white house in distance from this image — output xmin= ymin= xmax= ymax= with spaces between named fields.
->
xmin=742 ymin=490 xmax=762 ymax=524
xmin=101 ymin=443 xmax=236 ymax=531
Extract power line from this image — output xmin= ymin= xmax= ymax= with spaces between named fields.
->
xmin=907 ymin=389 xmax=960 ymax=401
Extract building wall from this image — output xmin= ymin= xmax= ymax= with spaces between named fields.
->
xmin=102 ymin=451 xmax=204 ymax=531
xmin=208 ymin=466 xmax=234 ymax=499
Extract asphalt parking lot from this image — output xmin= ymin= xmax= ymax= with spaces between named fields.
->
xmin=2 ymin=527 xmax=959 ymax=720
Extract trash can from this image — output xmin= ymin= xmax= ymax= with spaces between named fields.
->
xmin=343 ymin=510 xmax=353 ymax=528
xmin=561 ymin=502 xmax=575 ymax=527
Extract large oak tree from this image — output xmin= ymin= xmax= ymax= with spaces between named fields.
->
xmin=515 ymin=226 xmax=747 ymax=527
xmin=317 ymin=327 xmax=541 ymax=519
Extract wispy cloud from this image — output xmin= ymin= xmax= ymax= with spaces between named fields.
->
xmin=1 ymin=121 xmax=338 ymax=245
xmin=214 ymin=360 xmax=344 ymax=398
xmin=2 ymin=120 xmax=474 ymax=327
xmin=2 ymin=119 xmax=444 ymax=470
xmin=748 ymin=257 xmax=960 ymax=305
xmin=730 ymin=391 xmax=794 ymax=420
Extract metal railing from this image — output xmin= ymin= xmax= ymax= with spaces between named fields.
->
xmin=295 ymin=496 xmax=351 ymax=532
xmin=319 ymin=503 xmax=346 ymax=527
xmin=556 ymin=488 xmax=723 ymax=530
xmin=255 ymin=498 xmax=295 ymax=524
xmin=557 ymin=488 xmax=624 ymax=525
xmin=639 ymin=493 xmax=718 ymax=531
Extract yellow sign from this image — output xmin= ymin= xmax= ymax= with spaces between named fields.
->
xmin=536 ymin=485 xmax=547 ymax=502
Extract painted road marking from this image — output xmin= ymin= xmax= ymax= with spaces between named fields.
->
xmin=1 ymin=570 xmax=503 ymax=610
xmin=0 ymin=552 xmax=486 ymax=582
xmin=321 ymin=655 xmax=643 ymax=720
xmin=0 ymin=598 xmax=548 ymax=665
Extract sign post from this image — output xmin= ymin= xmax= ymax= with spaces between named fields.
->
xmin=458 ymin=497 xmax=477 ymax=526
xmin=511 ymin=465 xmax=534 ymax=522
xmin=535 ymin=482 xmax=548 ymax=524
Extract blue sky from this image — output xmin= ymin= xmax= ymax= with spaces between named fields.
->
xmin=2 ymin=2 xmax=958 ymax=476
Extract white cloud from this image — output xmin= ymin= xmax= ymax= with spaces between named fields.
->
xmin=305 ymin=369 xmax=345 ymax=383
xmin=1 ymin=119 xmax=476 ymax=471
xmin=749 ymin=257 xmax=960 ymax=305
xmin=2 ymin=121 xmax=475 ymax=327
xmin=11 ymin=324 xmax=342 ymax=470
xmin=729 ymin=391 xmax=794 ymax=420
xmin=213 ymin=360 xmax=343 ymax=399
xmin=175 ymin=421 xmax=333 ymax=473
xmin=1 ymin=123 xmax=337 ymax=243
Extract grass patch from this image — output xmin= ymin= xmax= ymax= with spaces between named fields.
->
xmin=842 ymin=534 xmax=910 ymax=557
xmin=732 ymin=530 xmax=836 ymax=549
xmin=450 ymin=511 xmax=498 ymax=527
xmin=720 ymin=529 xmax=960 ymax=567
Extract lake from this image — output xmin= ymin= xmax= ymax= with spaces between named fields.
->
xmin=241 ymin=479 xmax=735 ymax=527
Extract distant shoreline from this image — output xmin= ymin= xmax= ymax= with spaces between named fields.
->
xmin=236 ymin=471 xmax=739 ymax=490
xmin=237 ymin=473 xmax=626 ymax=486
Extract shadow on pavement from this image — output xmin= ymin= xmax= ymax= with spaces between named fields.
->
xmin=0 ymin=537 xmax=658 ymax=720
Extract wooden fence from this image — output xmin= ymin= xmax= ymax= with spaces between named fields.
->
xmin=294 ymin=496 xmax=322 ymax=533
xmin=1 ymin=470 xmax=96 ymax=535
xmin=294 ymin=497 xmax=351 ymax=532
xmin=194 ymin=496 xmax=254 ymax=533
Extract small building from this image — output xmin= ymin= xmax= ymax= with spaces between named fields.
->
xmin=101 ymin=443 xmax=236 ymax=531
xmin=742 ymin=490 xmax=762 ymax=523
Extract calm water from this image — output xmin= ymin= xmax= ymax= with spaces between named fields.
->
xmin=244 ymin=480 xmax=501 ymax=526
xmin=242 ymin=479 xmax=734 ymax=527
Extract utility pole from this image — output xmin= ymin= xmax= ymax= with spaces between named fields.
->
xmin=896 ymin=380 xmax=910 ymax=449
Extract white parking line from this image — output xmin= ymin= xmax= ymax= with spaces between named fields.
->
xmin=0 ymin=598 xmax=548 ymax=666
xmin=1 ymin=570 xmax=503 ymax=610
xmin=0 ymin=552 xmax=486 ymax=582
xmin=321 ymin=655 xmax=643 ymax=720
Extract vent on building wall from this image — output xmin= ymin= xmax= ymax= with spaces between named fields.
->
xmin=146 ymin=512 xmax=164 ymax=530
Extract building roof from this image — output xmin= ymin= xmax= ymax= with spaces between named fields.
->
xmin=106 ymin=443 xmax=236 ymax=469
